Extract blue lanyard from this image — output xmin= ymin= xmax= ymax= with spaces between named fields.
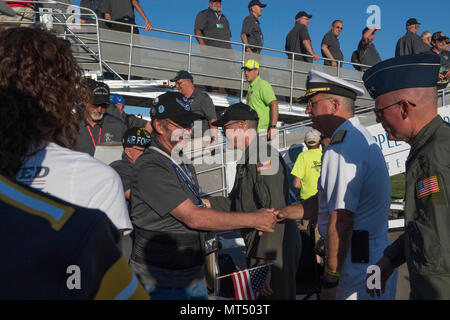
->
xmin=171 ymin=163 xmax=203 ymax=206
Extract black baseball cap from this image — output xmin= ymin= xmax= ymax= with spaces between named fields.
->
xmin=406 ymin=18 xmax=420 ymax=27
xmin=248 ymin=0 xmax=266 ymax=9
xmin=295 ymin=11 xmax=312 ymax=20
xmin=150 ymin=92 xmax=202 ymax=126
xmin=432 ymin=31 xmax=448 ymax=42
xmin=362 ymin=27 xmax=378 ymax=35
xmin=212 ymin=102 xmax=259 ymax=127
xmin=86 ymin=78 xmax=110 ymax=105
xmin=171 ymin=70 xmax=193 ymax=82
xmin=122 ymin=127 xmax=152 ymax=148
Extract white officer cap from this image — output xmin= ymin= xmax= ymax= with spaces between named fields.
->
xmin=299 ymin=70 xmax=365 ymax=103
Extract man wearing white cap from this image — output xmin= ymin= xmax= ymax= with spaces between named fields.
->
xmin=291 ymin=129 xmax=322 ymax=201
xmin=278 ymin=70 xmax=397 ymax=300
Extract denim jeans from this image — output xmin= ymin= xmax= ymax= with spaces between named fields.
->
xmin=144 ymin=279 xmax=209 ymax=300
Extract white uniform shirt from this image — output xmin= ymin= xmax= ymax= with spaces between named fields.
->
xmin=16 ymin=142 xmax=132 ymax=232
xmin=317 ymin=117 xmax=397 ymax=300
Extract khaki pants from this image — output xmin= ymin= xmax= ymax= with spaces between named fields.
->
xmin=0 ymin=6 xmax=35 ymax=29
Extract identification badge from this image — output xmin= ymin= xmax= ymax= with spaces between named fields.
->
xmin=216 ymin=23 xmax=224 ymax=29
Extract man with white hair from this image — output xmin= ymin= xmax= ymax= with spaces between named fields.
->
xmin=75 ymin=79 xmax=128 ymax=156
xmin=194 ymin=0 xmax=232 ymax=49
xmin=277 ymin=70 xmax=398 ymax=300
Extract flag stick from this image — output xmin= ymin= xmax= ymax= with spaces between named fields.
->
xmin=215 ymin=263 xmax=273 ymax=280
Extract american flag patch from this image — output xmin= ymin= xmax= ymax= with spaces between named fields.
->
xmin=257 ymin=160 xmax=271 ymax=172
xmin=416 ymin=176 xmax=440 ymax=199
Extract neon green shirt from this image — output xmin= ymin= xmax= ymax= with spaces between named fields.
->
xmin=246 ymin=76 xmax=277 ymax=132
xmin=291 ymin=148 xmax=322 ymax=200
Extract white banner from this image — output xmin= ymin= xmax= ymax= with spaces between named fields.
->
xmin=367 ymin=105 xmax=450 ymax=176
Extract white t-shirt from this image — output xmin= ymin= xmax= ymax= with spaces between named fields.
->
xmin=16 ymin=142 xmax=132 ymax=232
xmin=318 ymin=117 xmax=397 ymax=300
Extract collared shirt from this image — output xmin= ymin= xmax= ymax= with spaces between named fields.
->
xmin=321 ymin=30 xmax=344 ymax=65
xmin=241 ymin=14 xmax=264 ymax=51
xmin=188 ymin=88 xmax=217 ymax=135
xmin=317 ymin=116 xmax=396 ymax=299
xmin=395 ymin=31 xmax=429 ymax=57
xmin=285 ymin=23 xmax=312 ymax=62
xmin=246 ymin=76 xmax=277 ymax=132
xmin=194 ymin=8 xmax=232 ymax=49
xmin=75 ymin=113 xmax=128 ymax=156
xmin=291 ymin=148 xmax=322 ymax=200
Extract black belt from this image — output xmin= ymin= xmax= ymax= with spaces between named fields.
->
xmin=131 ymin=227 xmax=205 ymax=270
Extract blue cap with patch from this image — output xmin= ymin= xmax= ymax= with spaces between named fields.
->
xmin=122 ymin=127 xmax=152 ymax=148
xmin=150 ymin=91 xmax=202 ymax=126
xmin=110 ymin=94 xmax=125 ymax=105
xmin=363 ymin=54 xmax=441 ymax=99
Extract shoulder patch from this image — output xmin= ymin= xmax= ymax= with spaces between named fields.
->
xmin=0 ymin=175 xmax=74 ymax=231
xmin=416 ymin=176 xmax=440 ymax=199
xmin=330 ymin=130 xmax=347 ymax=145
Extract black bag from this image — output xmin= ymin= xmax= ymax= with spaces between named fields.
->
xmin=296 ymin=224 xmax=323 ymax=295
xmin=351 ymin=50 xmax=362 ymax=71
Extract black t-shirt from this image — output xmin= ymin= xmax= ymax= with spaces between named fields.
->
xmin=100 ymin=0 xmax=135 ymax=20
xmin=285 ymin=23 xmax=312 ymax=62
xmin=241 ymin=14 xmax=263 ymax=51
xmin=194 ymin=8 xmax=232 ymax=49
xmin=321 ymin=30 xmax=344 ymax=65
xmin=130 ymin=140 xmax=202 ymax=233
xmin=395 ymin=31 xmax=430 ymax=57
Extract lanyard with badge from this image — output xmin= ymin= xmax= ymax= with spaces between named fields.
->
xmin=215 ymin=12 xmax=224 ymax=29
xmin=149 ymin=146 xmax=205 ymax=207
xmin=86 ymin=125 xmax=101 ymax=149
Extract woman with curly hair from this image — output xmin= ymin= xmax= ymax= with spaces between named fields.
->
xmin=0 ymin=26 xmax=132 ymax=235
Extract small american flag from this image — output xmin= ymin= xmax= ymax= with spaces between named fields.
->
xmin=416 ymin=176 xmax=440 ymax=199
xmin=231 ymin=264 xmax=270 ymax=300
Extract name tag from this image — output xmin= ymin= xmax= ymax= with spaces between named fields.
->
xmin=216 ymin=23 xmax=224 ymax=29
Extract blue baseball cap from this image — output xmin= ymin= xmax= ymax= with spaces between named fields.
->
xmin=110 ymin=94 xmax=125 ymax=105
xmin=363 ymin=54 xmax=441 ymax=99
xmin=171 ymin=70 xmax=193 ymax=82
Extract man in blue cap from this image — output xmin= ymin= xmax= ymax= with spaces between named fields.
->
xmin=241 ymin=0 xmax=266 ymax=54
xmin=363 ymin=54 xmax=450 ymax=300
xmin=108 ymin=93 xmax=152 ymax=133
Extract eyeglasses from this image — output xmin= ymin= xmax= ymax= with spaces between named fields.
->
xmin=175 ymin=80 xmax=188 ymax=87
xmin=335 ymin=26 xmax=343 ymax=30
xmin=166 ymin=119 xmax=192 ymax=130
xmin=373 ymin=100 xmax=416 ymax=120
xmin=306 ymin=97 xmax=333 ymax=109
xmin=222 ymin=121 xmax=242 ymax=135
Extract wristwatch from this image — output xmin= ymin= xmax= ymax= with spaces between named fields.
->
xmin=321 ymin=276 xmax=339 ymax=289
xmin=269 ymin=125 xmax=276 ymax=128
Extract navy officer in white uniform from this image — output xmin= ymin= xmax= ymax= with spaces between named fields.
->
xmin=277 ymin=70 xmax=398 ymax=300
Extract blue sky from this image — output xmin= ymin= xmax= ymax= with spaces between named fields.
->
xmin=75 ymin=0 xmax=449 ymax=62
